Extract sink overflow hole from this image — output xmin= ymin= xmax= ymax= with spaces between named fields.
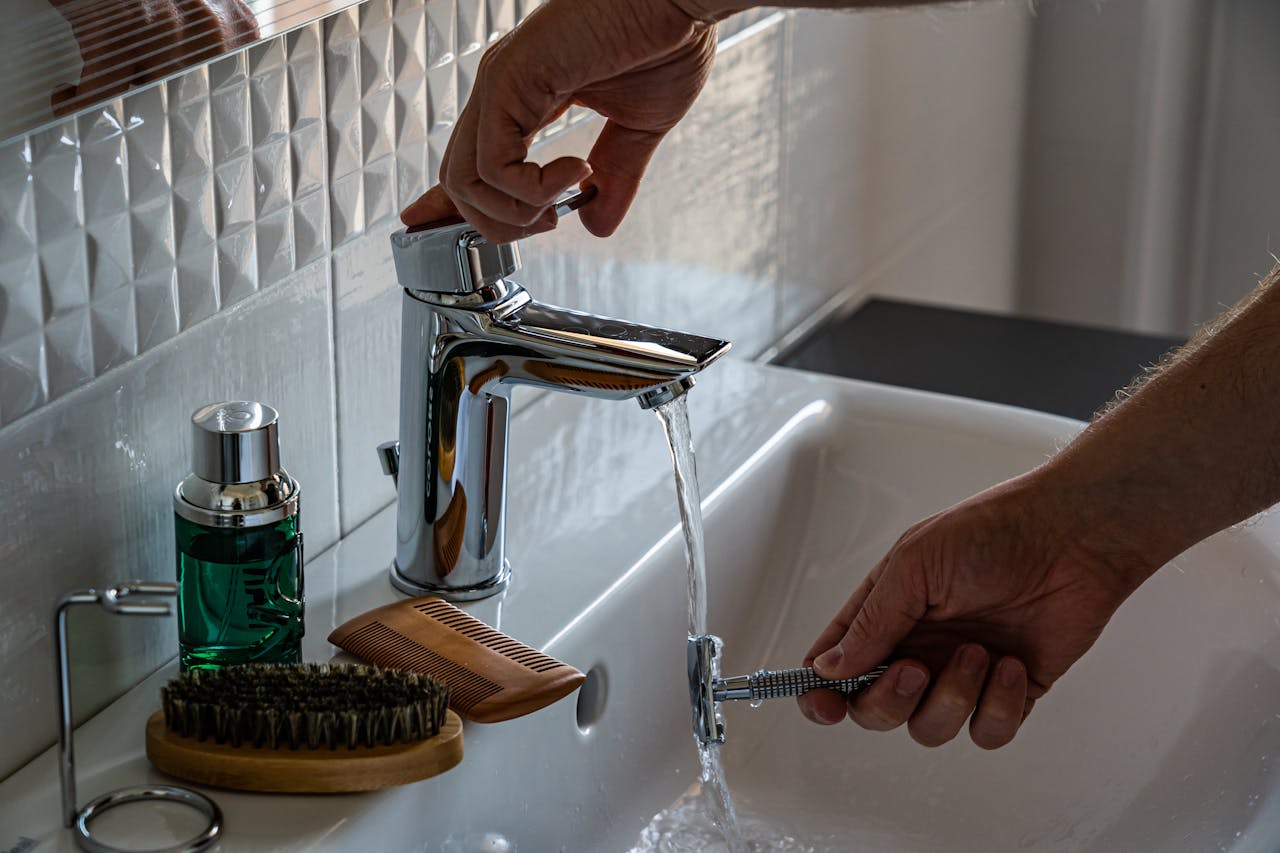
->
xmin=575 ymin=666 xmax=608 ymax=732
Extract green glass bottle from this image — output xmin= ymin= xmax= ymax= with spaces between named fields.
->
xmin=174 ymin=402 xmax=304 ymax=670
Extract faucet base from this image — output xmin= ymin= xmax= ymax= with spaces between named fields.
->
xmin=388 ymin=560 xmax=511 ymax=602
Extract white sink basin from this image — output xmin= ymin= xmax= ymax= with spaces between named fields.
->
xmin=5 ymin=360 xmax=1280 ymax=851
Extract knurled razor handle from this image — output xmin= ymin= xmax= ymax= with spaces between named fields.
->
xmin=712 ymin=664 xmax=889 ymax=702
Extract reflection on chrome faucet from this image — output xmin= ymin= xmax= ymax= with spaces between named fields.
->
xmin=379 ymin=189 xmax=731 ymax=601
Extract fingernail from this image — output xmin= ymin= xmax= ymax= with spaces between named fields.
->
xmin=814 ymin=646 xmax=843 ymax=673
xmin=998 ymin=658 xmax=1022 ymax=688
xmin=895 ymin=666 xmax=927 ymax=696
xmin=960 ymin=645 xmax=987 ymax=675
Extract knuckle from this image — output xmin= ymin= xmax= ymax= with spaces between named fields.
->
xmin=850 ymin=698 xmax=904 ymax=733
xmin=935 ymin=688 xmax=974 ymax=715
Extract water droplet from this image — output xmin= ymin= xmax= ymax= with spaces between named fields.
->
xmin=749 ymin=698 xmax=763 ymax=709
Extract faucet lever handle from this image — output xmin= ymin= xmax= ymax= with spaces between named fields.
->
xmin=552 ymin=185 xmax=597 ymax=219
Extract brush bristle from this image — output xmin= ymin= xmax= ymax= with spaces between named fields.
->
xmin=160 ymin=663 xmax=450 ymax=750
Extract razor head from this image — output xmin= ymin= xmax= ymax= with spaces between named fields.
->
xmin=688 ymin=634 xmax=725 ymax=745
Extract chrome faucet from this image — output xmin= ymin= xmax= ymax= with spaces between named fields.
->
xmin=380 ymin=189 xmax=731 ymax=601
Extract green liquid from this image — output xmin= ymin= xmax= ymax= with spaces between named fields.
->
xmin=175 ymin=513 xmax=304 ymax=670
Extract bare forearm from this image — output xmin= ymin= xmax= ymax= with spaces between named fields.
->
xmin=1042 ymin=264 xmax=1280 ymax=583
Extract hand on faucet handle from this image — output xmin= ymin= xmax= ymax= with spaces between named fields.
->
xmin=399 ymin=0 xmax=718 ymax=244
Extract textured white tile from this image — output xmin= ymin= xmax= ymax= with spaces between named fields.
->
xmin=487 ymin=0 xmax=516 ymax=40
xmin=248 ymin=41 xmax=290 ymax=147
xmin=426 ymin=0 xmax=457 ymax=68
xmin=393 ymin=0 xmax=429 ymax=155
xmin=0 ymin=253 xmax=41 ymax=344
xmin=172 ymin=179 xmax=220 ymax=328
xmin=43 ymin=307 xmax=93 ymax=397
xmin=0 ymin=331 xmax=46 ymax=424
xmin=330 ymin=228 xmax=399 ymax=534
xmin=425 ymin=61 xmax=458 ymax=135
xmin=0 ymin=138 xmax=36 ymax=268
xmin=363 ymin=154 xmax=397 ymax=226
xmin=457 ymin=0 xmax=487 ymax=56
xmin=78 ymin=106 xmax=129 ymax=227
xmin=85 ymin=211 xmax=133 ymax=296
xmin=214 ymin=155 xmax=256 ymax=232
xmin=293 ymin=188 xmax=328 ymax=269
xmin=329 ymin=170 xmax=365 ymax=245
xmin=130 ymin=198 xmax=175 ymax=280
xmin=324 ymin=9 xmax=363 ymax=182
xmin=167 ymin=81 xmax=213 ymax=187
xmin=89 ymin=284 xmax=138 ymax=373
xmin=208 ymin=53 xmax=251 ymax=164
xmin=39 ymin=231 xmax=88 ymax=320
xmin=253 ymin=137 xmax=293 ymax=217
xmin=123 ymin=87 xmax=172 ymax=205
xmin=133 ymin=272 xmax=180 ymax=353
xmin=290 ymin=120 xmax=327 ymax=200
xmin=287 ymin=25 xmax=325 ymax=132
xmin=0 ymin=260 xmax=337 ymax=780
xmin=256 ymin=206 xmax=295 ymax=287
xmin=216 ymin=224 xmax=257 ymax=307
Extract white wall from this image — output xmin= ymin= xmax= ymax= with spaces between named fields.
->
xmin=0 ymin=3 xmax=1030 ymax=779
xmin=1016 ymin=0 xmax=1280 ymax=336
xmin=782 ymin=3 xmax=1030 ymax=319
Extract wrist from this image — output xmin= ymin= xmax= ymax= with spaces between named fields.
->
xmin=1026 ymin=456 xmax=1179 ymax=594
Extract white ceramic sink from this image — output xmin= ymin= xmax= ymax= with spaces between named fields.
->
xmin=5 ymin=360 xmax=1280 ymax=851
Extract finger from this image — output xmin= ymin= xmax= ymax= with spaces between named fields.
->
xmin=797 ymin=568 xmax=879 ymax=725
xmin=907 ymin=644 xmax=989 ymax=748
xmin=846 ymin=660 xmax=930 ymax=732
xmin=969 ymin=656 xmax=1029 ymax=750
xmin=457 ymin=178 xmax=559 ymax=231
xmin=452 ymin=194 xmax=557 ymax=244
xmin=475 ymin=105 xmax=592 ymax=206
xmin=797 ymin=687 xmax=848 ymax=726
xmin=579 ymin=121 xmax=669 ymax=238
xmin=812 ymin=557 xmax=926 ymax=682
xmin=443 ymin=103 xmax=555 ymax=234
xmin=401 ymin=185 xmax=461 ymax=227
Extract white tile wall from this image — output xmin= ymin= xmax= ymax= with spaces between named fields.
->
xmin=0 ymin=1 xmax=1029 ymax=780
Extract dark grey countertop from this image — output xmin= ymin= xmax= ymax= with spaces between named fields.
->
xmin=774 ymin=299 xmax=1185 ymax=422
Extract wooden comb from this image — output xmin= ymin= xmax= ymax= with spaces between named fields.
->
xmin=328 ymin=597 xmax=585 ymax=723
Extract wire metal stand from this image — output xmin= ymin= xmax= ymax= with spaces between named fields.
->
xmin=55 ymin=582 xmax=222 ymax=853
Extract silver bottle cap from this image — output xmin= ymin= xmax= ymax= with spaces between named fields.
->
xmin=177 ymin=401 xmax=299 ymax=528
xmin=191 ymin=401 xmax=281 ymax=484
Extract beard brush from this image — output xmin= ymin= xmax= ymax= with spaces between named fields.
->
xmin=145 ymin=663 xmax=463 ymax=793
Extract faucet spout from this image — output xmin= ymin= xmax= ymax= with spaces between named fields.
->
xmin=474 ymin=298 xmax=729 ymax=403
xmin=384 ymin=196 xmax=731 ymax=601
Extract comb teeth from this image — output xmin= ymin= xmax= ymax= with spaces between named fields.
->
xmin=328 ymin=596 xmax=586 ymax=723
xmin=341 ymin=621 xmax=501 ymax=713
xmin=413 ymin=599 xmax=563 ymax=674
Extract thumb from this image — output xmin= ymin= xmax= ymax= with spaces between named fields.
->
xmin=400 ymin=185 xmax=461 ymax=228
xmin=578 ymin=120 xmax=667 ymax=238
xmin=813 ymin=565 xmax=924 ymax=681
